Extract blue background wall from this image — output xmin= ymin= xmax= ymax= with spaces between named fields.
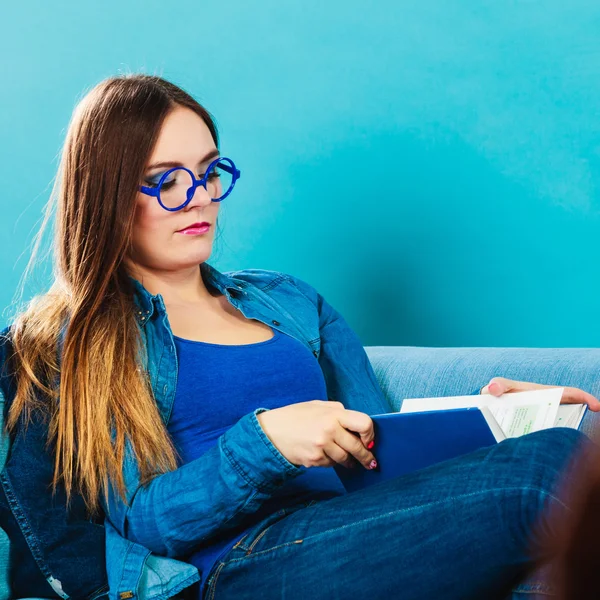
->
xmin=2 ymin=1 xmax=600 ymax=347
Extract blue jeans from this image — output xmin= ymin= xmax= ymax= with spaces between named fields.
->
xmin=199 ymin=427 xmax=592 ymax=600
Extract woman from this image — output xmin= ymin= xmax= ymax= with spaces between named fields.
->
xmin=1 ymin=73 xmax=598 ymax=600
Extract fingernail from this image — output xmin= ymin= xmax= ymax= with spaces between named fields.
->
xmin=367 ymin=440 xmax=375 ymax=450
xmin=369 ymin=459 xmax=377 ymax=470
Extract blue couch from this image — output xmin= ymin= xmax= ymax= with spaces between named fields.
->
xmin=364 ymin=346 xmax=600 ymax=441
xmin=3 ymin=346 xmax=600 ymax=599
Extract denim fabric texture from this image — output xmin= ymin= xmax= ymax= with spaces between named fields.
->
xmin=0 ymin=363 xmax=10 ymax=600
xmin=0 ymin=262 xmax=391 ymax=599
xmin=0 ymin=329 xmax=109 ymax=599
xmin=1 ymin=262 xmax=600 ymax=599
xmin=200 ymin=427 xmax=593 ymax=600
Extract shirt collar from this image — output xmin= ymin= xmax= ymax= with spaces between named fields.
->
xmin=129 ymin=262 xmax=246 ymax=325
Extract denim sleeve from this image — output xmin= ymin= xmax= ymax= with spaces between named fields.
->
xmin=285 ymin=274 xmax=392 ymax=416
xmin=115 ymin=407 xmax=305 ymax=558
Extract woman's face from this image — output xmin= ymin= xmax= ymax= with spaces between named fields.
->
xmin=128 ymin=106 xmax=221 ymax=275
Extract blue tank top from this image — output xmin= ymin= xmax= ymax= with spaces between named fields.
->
xmin=167 ymin=324 xmax=347 ymax=590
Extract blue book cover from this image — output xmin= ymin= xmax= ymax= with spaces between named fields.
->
xmin=333 ymin=407 xmax=498 ymax=493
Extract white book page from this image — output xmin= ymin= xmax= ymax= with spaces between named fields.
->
xmin=487 ymin=400 xmax=554 ymax=437
xmin=400 ymin=388 xmax=564 ymax=438
xmin=479 ymin=406 xmax=506 ymax=442
xmin=554 ymin=404 xmax=587 ymax=429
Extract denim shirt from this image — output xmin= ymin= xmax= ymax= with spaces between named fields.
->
xmin=0 ymin=262 xmax=392 ymax=600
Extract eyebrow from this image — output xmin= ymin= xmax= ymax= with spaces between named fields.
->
xmin=146 ymin=148 xmax=220 ymax=171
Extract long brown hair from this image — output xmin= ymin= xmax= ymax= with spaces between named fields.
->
xmin=5 ymin=73 xmax=219 ymax=513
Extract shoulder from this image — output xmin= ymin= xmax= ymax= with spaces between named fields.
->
xmin=225 ymin=268 xmax=319 ymax=302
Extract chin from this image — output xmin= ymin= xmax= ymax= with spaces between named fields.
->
xmin=182 ymin=248 xmax=213 ymax=265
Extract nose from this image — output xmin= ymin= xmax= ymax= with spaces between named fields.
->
xmin=184 ymin=181 xmax=213 ymax=210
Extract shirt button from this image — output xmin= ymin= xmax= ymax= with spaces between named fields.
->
xmin=272 ymin=320 xmax=280 ymax=326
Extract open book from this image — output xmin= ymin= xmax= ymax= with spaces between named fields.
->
xmin=333 ymin=388 xmax=587 ymax=493
xmin=400 ymin=388 xmax=587 ymax=442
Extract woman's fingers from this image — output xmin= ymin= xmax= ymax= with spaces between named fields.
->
xmin=561 ymin=387 xmax=600 ymax=411
xmin=321 ymin=442 xmax=357 ymax=469
xmin=336 ymin=408 xmax=376 ymax=450
xmin=480 ymin=377 xmax=600 ymax=411
xmin=481 ymin=377 xmax=545 ymax=396
xmin=332 ymin=426 xmax=377 ymax=470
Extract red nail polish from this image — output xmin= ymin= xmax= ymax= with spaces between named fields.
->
xmin=367 ymin=440 xmax=375 ymax=450
xmin=369 ymin=459 xmax=377 ymax=470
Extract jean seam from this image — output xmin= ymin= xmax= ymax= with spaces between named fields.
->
xmin=86 ymin=584 xmax=110 ymax=600
xmin=220 ymin=433 xmax=263 ymax=490
xmin=245 ymin=523 xmax=276 ymax=555
xmin=0 ymin=471 xmax=53 ymax=580
xmin=116 ymin=541 xmax=136 ymax=595
xmin=257 ymin=274 xmax=287 ymax=292
xmin=222 ymin=485 xmax=568 ymax=563
xmin=228 ymin=503 xmax=313 ymax=556
xmin=511 ymin=586 xmax=556 ymax=596
xmin=249 ymin=409 xmax=304 ymax=478
xmin=206 ymin=562 xmax=226 ymax=600
xmin=231 ymin=533 xmax=250 ymax=551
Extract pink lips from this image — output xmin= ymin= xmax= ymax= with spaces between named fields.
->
xmin=177 ymin=222 xmax=211 ymax=235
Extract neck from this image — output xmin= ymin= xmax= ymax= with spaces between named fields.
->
xmin=127 ymin=261 xmax=218 ymax=306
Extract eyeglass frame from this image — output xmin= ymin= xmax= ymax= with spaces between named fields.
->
xmin=138 ymin=156 xmax=241 ymax=212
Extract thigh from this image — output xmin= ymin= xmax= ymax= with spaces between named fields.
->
xmin=205 ymin=428 xmax=590 ymax=600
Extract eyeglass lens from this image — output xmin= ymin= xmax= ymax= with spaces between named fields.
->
xmin=152 ymin=161 xmax=234 ymax=209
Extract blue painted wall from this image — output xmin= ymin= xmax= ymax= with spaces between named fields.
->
xmin=2 ymin=1 xmax=600 ymax=347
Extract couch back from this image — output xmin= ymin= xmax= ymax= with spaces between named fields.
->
xmin=364 ymin=346 xmax=600 ymax=439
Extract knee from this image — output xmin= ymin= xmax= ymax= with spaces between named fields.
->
xmin=504 ymin=428 xmax=590 ymax=492
xmin=501 ymin=430 xmax=591 ymax=540
xmin=516 ymin=428 xmax=594 ymax=499
xmin=526 ymin=427 xmax=589 ymax=463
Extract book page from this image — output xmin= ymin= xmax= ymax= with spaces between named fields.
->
xmin=400 ymin=388 xmax=565 ymax=438
xmin=479 ymin=406 xmax=506 ymax=442
xmin=554 ymin=404 xmax=587 ymax=429
xmin=487 ymin=402 xmax=547 ymax=437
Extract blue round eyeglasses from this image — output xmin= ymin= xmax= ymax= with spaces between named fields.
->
xmin=138 ymin=156 xmax=241 ymax=212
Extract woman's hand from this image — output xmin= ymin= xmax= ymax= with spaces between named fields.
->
xmin=256 ymin=400 xmax=377 ymax=470
xmin=480 ymin=377 xmax=600 ymax=412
